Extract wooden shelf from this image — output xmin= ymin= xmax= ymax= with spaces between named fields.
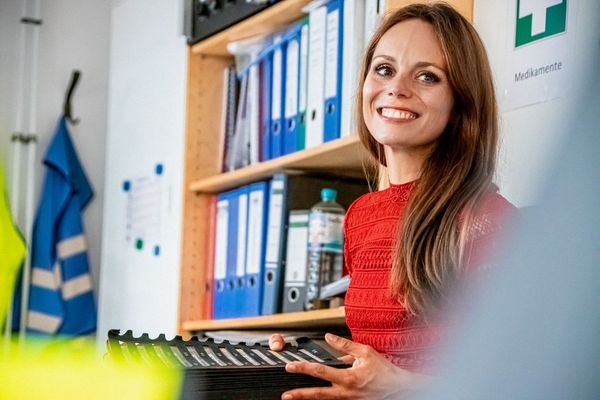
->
xmin=191 ymin=0 xmax=312 ymax=57
xmin=182 ymin=307 xmax=346 ymax=332
xmin=188 ymin=135 xmax=372 ymax=194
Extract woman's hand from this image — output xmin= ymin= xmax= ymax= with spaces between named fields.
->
xmin=280 ymin=333 xmax=427 ymax=400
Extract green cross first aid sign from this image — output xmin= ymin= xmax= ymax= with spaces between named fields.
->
xmin=516 ymin=0 xmax=567 ymax=47
xmin=504 ymin=0 xmax=574 ymax=110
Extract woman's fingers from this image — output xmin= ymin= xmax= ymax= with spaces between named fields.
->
xmin=325 ymin=333 xmax=371 ymax=358
xmin=338 ymin=355 xmax=356 ymax=365
xmin=268 ymin=333 xmax=285 ymax=351
xmin=285 ymin=361 xmax=353 ymax=387
xmin=281 ymin=386 xmax=342 ymax=400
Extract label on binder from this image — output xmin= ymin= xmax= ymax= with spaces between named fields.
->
xmin=285 ymin=40 xmax=299 ymax=119
xmin=325 ymin=9 xmax=340 ymax=99
xmin=215 ymin=200 xmax=229 ymax=280
xmin=246 ymin=190 xmax=264 ymax=275
xmin=272 ymin=49 xmax=283 ymax=120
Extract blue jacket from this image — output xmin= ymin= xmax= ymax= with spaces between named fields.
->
xmin=27 ymin=116 xmax=96 ymax=335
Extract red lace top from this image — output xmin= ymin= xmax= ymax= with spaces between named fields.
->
xmin=343 ymin=181 xmax=517 ymax=372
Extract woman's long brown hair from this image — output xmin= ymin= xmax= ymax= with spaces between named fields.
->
xmin=355 ymin=2 xmax=499 ymax=316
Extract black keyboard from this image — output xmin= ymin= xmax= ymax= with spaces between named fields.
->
xmin=107 ymin=329 xmax=348 ymax=399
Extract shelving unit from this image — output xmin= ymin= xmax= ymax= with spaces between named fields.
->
xmin=178 ymin=0 xmax=473 ymax=336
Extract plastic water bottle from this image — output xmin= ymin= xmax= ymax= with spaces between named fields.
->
xmin=305 ymin=188 xmax=345 ymax=310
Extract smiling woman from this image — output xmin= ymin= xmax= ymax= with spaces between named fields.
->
xmin=269 ymin=3 xmax=519 ymax=400
xmin=356 ymin=2 xmax=513 ymax=319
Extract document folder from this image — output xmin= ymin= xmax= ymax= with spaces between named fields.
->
xmin=270 ymin=35 xmax=286 ymax=159
xmin=260 ymin=52 xmax=273 ymax=162
xmin=341 ymin=0 xmax=365 ymax=138
xmin=323 ymin=0 xmax=344 ymax=143
xmin=213 ymin=193 xmax=230 ymax=320
xmin=297 ymin=18 xmax=310 ymax=151
xmin=283 ymin=23 xmax=302 ymax=156
xmin=305 ymin=4 xmax=327 ymax=149
xmin=242 ymin=181 xmax=270 ymax=317
xmin=232 ymin=186 xmax=249 ymax=318
xmin=282 ymin=210 xmax=310 ymax=313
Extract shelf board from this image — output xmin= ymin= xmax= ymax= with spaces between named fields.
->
xmin=189 ymin=135 xmax=371 ymax=193
xmin=182 ymin=307 xmax=346 ymax=332
xmin=190 ymin=0 xmax=472 ymax=57
xmin=191 ymin=0 xmax=312 ymax=57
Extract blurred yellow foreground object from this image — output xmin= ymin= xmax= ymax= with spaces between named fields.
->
xmin=0 ymin=338 xmax=182 ymax=400
xmin=0 ymin=157 xmax=26 ymax=325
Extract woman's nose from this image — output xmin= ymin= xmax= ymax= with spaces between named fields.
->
xmin=387 ymin=76 xmax=412 ymax=98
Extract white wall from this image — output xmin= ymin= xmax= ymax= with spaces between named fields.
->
xmin=474 ymin=0 xmax=599 ymax=207
xmin=0 ymin=0 xmax=110 ymax=301
xmin=96 ymin=0 xmax=187 ymax=344
xmin=36 ymin=0 xmax=111 ymax=298
xmin=0 ymin=1 xmax=22 ymax=161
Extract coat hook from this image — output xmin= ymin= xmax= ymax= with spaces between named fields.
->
xmin=63 ymin=70 xmax=81 ymax=125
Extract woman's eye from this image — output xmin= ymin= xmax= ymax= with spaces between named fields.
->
xmin=417 ymin=71 xmax=440 ymax=83
xmin=374 ymin=64 xmax=394 ymax=77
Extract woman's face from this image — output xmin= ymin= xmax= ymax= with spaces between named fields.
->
xmin=362 ymin=19 xmax=454 ymax=154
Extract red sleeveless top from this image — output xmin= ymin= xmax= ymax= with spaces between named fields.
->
xmin=343 ymin=181 xmax=517 ymax=372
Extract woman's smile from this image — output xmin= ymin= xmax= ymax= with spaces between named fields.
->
xmin=377 ymin=107 xmax=419 ymax=121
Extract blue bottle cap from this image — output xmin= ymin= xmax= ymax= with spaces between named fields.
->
xmin=321 ymin=188 xmax=337 ymax=201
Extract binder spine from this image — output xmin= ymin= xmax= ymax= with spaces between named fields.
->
xmin=306 ymin=5 xmax=328 ymax=149
xmin=233 ymin=187 xmax=249 ymax=318
xmin=283 ymin=24 xmax=302 ymax=156
xmin=260 ymin=53 xmax=273 ymax=162
xmin=243 ymin=181 xmax=269 ymax=317
xmin=297 ymin=19 xmax=309 ymax=151
xmin=324 ymin=0 xmax=344 ymax=143
xmin=270 ymin=36 xmax=287 ymax=159
xmin=213 ymin=194 xmax=230 ymax=319
xmin=282 ymin=210 xmax=310 ymax=313
xmin=261 ymin=175 xmax=287 ymax=315
xmin=341 ymin=0 xmax=365 ymax=138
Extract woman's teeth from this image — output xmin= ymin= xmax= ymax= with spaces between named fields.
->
xmin=380 ymin=108 xmax=417 ymax=120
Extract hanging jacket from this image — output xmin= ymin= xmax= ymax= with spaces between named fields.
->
xmin=27 ymin=116 xmax=96 ymax=335
xmin=0 ymin=157 xmax=26 ymax=326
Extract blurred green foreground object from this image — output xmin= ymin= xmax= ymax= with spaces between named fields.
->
xmin=0 ymin=338 xmax=182 ymax=399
